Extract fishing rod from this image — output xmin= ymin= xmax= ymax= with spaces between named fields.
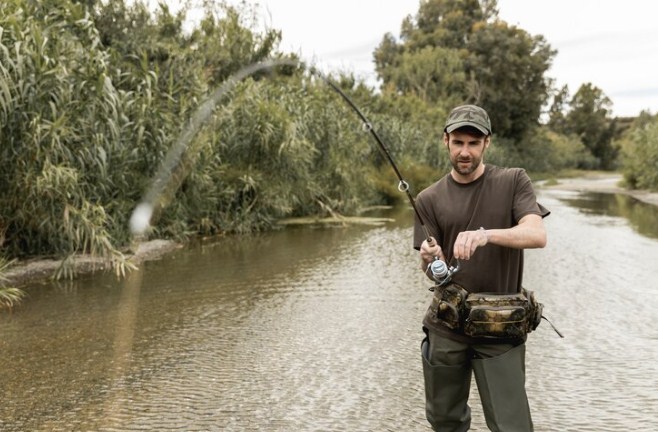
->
xmin=313 ymin=71 xmax=459 ymax=286
xmin=130 ymin=60 xmax=289 ymax=236
xmin=318 ymin=76 xmax=430 ymax=239
xmin=130 ymin=59 xmax=428 ymax=237
xmin=129 ymin=59 xmax=458 ymax=285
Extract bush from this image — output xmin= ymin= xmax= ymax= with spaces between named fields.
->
xmin=485 ymin=127 xmax=596 ymax=173
xmin=620 ymin=114 xmax=658 ymax=190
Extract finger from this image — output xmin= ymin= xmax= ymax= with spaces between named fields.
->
xmin=466 ymin=234 xmax=477 ymax=258
xmin=454 ymin=235 xmax=470 ymax=260
xmin=420 ymin=243 xmax=435 ymax=259
xmin=424 ymin=237 xmax=442 ymax=258
xmin=453 ymin=238 xmax=462 ymax=259
xmin=459 ymin=232 xmax=480 ymax=260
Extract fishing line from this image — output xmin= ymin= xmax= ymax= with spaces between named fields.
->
xmin=130 ymin=59 xmax=433 ymax=244
xmin=315 ymin=73 xmax=433 ymax=243
xmin=130 ymin=59 xmax=294 ymax=236
xmin=313 ymin=72 xmax=456 ymax=283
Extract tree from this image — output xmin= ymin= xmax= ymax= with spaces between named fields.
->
xmin=380 ymin=45 xmax=466 ymax=105
xmin=407 ymin=0 xmax=494 ymax=49
xmin=619 ymin=112 xmax=658 ymax=190
xmin=565 ymin=83 xmax=617 ymax=169
xmin=374 ymin=0 xmax=493 ymax=101
xmin=466 ymin=21 xmax=555 ymax=141
xmin=547 ymin=85 xmax=570 ymax=133
xmin=373 ymin=0 xmax=555 ymax=142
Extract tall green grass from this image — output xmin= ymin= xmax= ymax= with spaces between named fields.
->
xmin=0 ymin=0 xmax=410 ymax=282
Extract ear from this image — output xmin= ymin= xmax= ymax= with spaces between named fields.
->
xmin=484 ymin=136 xmax=491 ymax=149
xmin=443 ymin=132 xmax=449 ymax=147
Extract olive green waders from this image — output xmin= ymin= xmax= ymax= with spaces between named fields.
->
xmin=421 ymin=330 xmax=533 ymax=432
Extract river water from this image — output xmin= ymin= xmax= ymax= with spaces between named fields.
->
xmin=1 ymin=187 xmax=657 ymax=431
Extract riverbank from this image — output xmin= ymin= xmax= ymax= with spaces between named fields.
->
xmin=3 ymin=172 xmax=657 ymax=289
xmin=540 ymin=172 xmax=658 ymax=207
xmin=3 ymin=239 xmax=180 ymax=288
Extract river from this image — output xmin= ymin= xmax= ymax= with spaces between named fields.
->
xmin=1 ymin=187 xmax=657 ymax=431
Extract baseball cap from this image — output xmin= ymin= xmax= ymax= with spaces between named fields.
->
xmin=444 ymin=105 xmax=492 ymax=135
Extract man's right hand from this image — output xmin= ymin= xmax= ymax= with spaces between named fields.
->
xmin=419 ymin=237 xmax=444 ymax=270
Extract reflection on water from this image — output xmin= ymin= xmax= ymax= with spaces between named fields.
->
xmin=1 ymin=191 xmax=658 ymax=431
xmin=556 ymin=190 xmax=658 ymax=239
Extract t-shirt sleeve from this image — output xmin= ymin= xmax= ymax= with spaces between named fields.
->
xmin=513 ymin=169 xmax=550 ymax=222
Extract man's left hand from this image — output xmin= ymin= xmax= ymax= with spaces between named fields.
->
xmin=453 ymin=228 xmax=488 ymax=260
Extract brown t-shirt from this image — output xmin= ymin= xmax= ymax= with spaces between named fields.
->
xmin=413 ymin=165 xmax=550 ymax=341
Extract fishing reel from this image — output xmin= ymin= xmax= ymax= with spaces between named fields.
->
xmin=428 ymin=258 xmax=460 ymax=289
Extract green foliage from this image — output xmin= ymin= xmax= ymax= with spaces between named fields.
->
xmin=548 ymin=82 xmax=620 ymax=170
xmin=0 ymin=257 xmax=24 ymax=310
xmin=560 ymin=83 xmax=617 ymax=170
xmin=0 ymin=0 xmax=289 ymax=266
xmin=547 ymin=85 xmax=570 ymax=132
xmin=0 ymin=0 xmax=649 ymax=283
xmin=168 ymin=74 xmax=375 ymax=235
xmin=0 ymin=0 xmax=395 ymax=265
xmin=467 ymin=21 xmax=554 ymax=142
xmin=0 ymin=287 xmax=24 ymax=310
xmin=0 ymin=0 xmax=125 ymax=266
xmin=619 ymin=113 xmax=658 ymax=190
xmin=486 ymin=128 xmax=595 ymax=173
xmin=368 ymin=161 xmax=443 ymax=205
xmin=374 ymin=0 xmax=555 ymax=143
xmin=377 ymin=45 xmax=466 ymax=106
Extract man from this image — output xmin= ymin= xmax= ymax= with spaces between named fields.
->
xmin=414 ymin=104 xmax=549 ymax=432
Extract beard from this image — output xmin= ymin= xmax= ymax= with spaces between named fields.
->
xmin=451 ymin=154 xmax=482 ymax=176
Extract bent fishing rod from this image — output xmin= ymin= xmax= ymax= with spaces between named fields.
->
xmin=129 ymin=59 xmax=457 ymax=285
xmin=322 ymin=79 xmax=564 ymax=333
xmin=318 ymin=77 xmax=429 ymax=238
xmin=313 ymin=70 xmax=459 ymax=285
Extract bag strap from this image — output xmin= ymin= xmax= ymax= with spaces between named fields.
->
xmin=541 ymin=315 xmax=564 ymax=338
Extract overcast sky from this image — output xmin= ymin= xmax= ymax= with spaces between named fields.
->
xmin=200 ymin=0 xmax=656 ymax=118
xmin=167 ymin=0 xmax=658 ymax=118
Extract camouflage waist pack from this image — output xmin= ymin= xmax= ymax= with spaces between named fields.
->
xmin=432 ymin=283 xmax=470 ymax=330
xmin=432 ymin=284 xmax=550 ymax=339
xmin=463 ymin=288 xmax=543 ymax=339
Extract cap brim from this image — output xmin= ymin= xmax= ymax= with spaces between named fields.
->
xmin=445 ymin=121 xmax=490 ymax=135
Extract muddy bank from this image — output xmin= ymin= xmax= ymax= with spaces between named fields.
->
xmin=3 ymin=239 xmax=180 ymax=287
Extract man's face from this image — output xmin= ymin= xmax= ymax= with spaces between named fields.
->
xmin=444 ymin=130 xmax=490 ymax=177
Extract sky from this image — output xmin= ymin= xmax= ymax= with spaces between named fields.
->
xmin=179 ymin=0 xmax=658 ymax=118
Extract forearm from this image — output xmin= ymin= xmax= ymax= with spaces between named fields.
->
xmin=485 ymin=215 xmax=546 ymax=249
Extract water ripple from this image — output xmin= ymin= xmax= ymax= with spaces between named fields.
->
xmin=2 ymin=196 xmax=658 ymax=431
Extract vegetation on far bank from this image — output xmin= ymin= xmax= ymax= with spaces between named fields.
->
xmin=1 ymin=0 xmax=657 ymax=305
